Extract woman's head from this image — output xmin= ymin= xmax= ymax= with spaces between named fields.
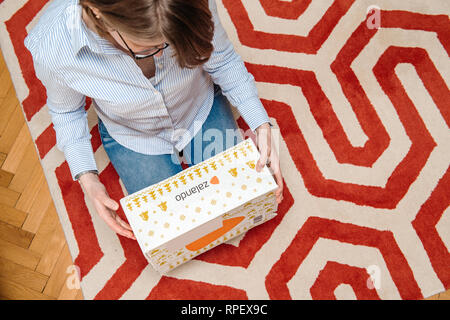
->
xmin=79 ymin=0 xmax=214 ymax=68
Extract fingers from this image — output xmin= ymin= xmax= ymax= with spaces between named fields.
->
xmin=256 ymin=145 xmax=269 ymax=172
xmin=96 ymin=195 xmax=136 ymax=240
xmin=118 ymin=221 xmax=136 ymax=240
xmin=267 ymin=146 xmax=283 ymax=204
xmin=115 ymin=215 xmax=134 ymax=232
xmin=84 ymin=180 xmax=136 ymax=240
xmin=255 ymin=127 xmax=283 ymax=203
xmin=101 ymin=209 xmax=136 ymax=240
xmin=273 ymin=166 xmax=284 ymax=204
xmin=256 ymin=131 xmax=271 ymax=172
xmin=104 ymin=198 xmax=119 ymax=211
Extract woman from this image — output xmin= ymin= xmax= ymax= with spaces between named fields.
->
xmin=25 ymin=0 xmax=283 ymax=240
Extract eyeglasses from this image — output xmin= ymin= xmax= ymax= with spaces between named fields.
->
xmin=116 ymin=31 xmax=169 ymax=60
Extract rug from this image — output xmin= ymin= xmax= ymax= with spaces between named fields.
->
xmin=0 ymin=0 xmax=448 ymax=300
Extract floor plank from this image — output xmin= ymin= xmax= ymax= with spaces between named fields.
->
xmin=439 ymin=290 xmax=450 ymax=300
xmin=0 ymin=220 xmax=34 ymax=249
xmin=14 ymin=164 xmax=45 ymax=212
xmin=0 ymin=185 xmax=20 ymax=207
xmin=0 ymin=276 xmax=54 ymax=300
xmin=0 ymin=86 xmax=20 ymax=135
xmin=58 ymin=278 xmax=83 ymax=300
xmin=7 ymin=142 xmax=40 ymax=193
xmin=0 ymin=203 xmax=27 ymax=228
xmin=0 ymin=152 xmax=6 ymax=167
xmin=426 ymin=293 xmax=440 ymax=300
xmin=0 ymin=168 xmax=14 ymax=187
xmin=35 ymin=222 xmax=66 ymax=276
xmin=0 ymin=50 xmax=6 ymax=74
xmin=0 ymin=238 xmax=40 ymax=270
xmin=29 ymin=204 xmax=60 ymax=256
xmin=75 ymin=289 xmax=84 ymax=300
xmin=0 ymin=256 xmax=48 ymax=292
xmin=0 ymin=63 xmax=13 ymax=98
xmin=21 ymin=181 xmax=52 ymax=234
xmin=0 ymin=104 xmax=25 ymax=154
xmin=1 ymin=123 xmax=32 ymax=174
xmin=43 ymin=244 xmax=74 ymax=298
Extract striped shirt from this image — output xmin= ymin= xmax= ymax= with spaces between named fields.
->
xmin=24 ymin=0 xmax=272 ymax=181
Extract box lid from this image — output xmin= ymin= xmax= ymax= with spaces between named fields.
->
xmin=120 ymin=138 xmax=277 ymax=253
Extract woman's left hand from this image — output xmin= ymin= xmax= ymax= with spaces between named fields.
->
xmin=254 ymin=122 xmax=284 ymax=204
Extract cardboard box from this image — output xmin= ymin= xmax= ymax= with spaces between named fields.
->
xmin=120 ymin=138 xmax=278 ymax=274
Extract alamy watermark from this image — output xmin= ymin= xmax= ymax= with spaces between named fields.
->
xmin=366 ymin=5 xmax=381 ymax=30
xmin=366 ymin=264 xmax=381 ymax=290
xmin=66 ymin=264 xmax=81 ymax=290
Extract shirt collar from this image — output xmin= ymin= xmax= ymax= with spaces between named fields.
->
xmin=66 ymin=0 xmax=123 ymax=56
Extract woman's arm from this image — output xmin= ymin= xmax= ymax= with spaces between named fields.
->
xmin=202 ymin=0 xmax=273 ymax=134
xmin=202 ymin=0 xmax=283 ymax=204
xmin=32 ymin=60 xmax=98 ymax=181
xmin=28 ymin=58 xmax=135 ymax=239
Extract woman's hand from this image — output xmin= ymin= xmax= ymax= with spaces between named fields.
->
xmin=79 ymin=172 xmax=136 ymax=240
xmin=254 ymin=122 xmax=284 ymax=204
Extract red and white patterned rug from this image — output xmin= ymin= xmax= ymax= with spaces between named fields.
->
xmin=0 ymin=0 xmax=449 ymax=300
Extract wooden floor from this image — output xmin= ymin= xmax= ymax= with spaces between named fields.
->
xmin=0 ymin=49 xmax=83 ymax=300
xmin=0 ymin=50 xmax=448 ymax=300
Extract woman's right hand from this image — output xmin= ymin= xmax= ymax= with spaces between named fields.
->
xmin=79 ymin=172 xmax=136 ymax=240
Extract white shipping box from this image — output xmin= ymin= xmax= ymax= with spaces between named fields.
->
xmin=120 ymin=138 xmax=278 ymax=274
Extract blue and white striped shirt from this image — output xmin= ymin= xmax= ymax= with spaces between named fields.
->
xmin=24 ymin=0 xmax=272 ymax=181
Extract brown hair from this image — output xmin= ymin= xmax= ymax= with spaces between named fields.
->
xmin=79 ymin=0 xmax=214 ymax=69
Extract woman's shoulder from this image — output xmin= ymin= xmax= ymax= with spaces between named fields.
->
xmin=24 ymin=0 xmax=74 ymax=67
xmin=207 ymin=0 xmax=218 ymax=14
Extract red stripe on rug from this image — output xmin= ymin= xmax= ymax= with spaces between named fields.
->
xmin=35 ymin=124 xmax=56 ymax=160
xmin=55 ymin=162 xmax=103 ymax=279
xmin=412 ymin=167 xmax=450 ymax=288
xmin=259 ymin=0 xmax=311 ymax=20
xmin=223 ymin=0 xmax=355 ymax=53
xmin=381 ymin=11 xmax=450 ymax=55
xmin=330 ymin=21 xmax=389 ymax=166
xmin=242 ymin=11 xmax=448 ymax=209
xmin=310 ymin=261 xmax=381 ymax=300
xmin=93 ymin=163 xmax=149 ymax=300
xmin=147 ymin=276 xmax=248 ymax=300
xmin=375 ymin=46 xmax=450 ymax=128
xmin=246 ymin=65 xmax=435 ymax=209
xmin=90 ymin=124 xmax=102 ymax=153
xmin=6 ymin=0 xmax=49 ymax=121
xmin=265 ymin=217 xmax=422 ymax=299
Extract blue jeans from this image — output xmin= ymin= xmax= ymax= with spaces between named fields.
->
xmin=98 ymin=85 xmax=243 ymax=195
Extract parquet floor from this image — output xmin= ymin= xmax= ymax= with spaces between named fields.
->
xmin=0 ymin=49 xmax=83 ymax=300
xmin=0 ymin=48 xmax=448 ymax=300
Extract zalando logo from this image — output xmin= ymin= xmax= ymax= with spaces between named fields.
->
xmin=175 ymin=181 xmax=210 ymax=201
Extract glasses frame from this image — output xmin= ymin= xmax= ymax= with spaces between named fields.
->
xmin=116 ymin=31 xmax=169 ymax=60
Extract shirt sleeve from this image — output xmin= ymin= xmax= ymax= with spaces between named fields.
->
xmin=202 ymin=0 xmax=273 ymax=133
xmin=32 ymin=60 xmax=98 ymax=181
